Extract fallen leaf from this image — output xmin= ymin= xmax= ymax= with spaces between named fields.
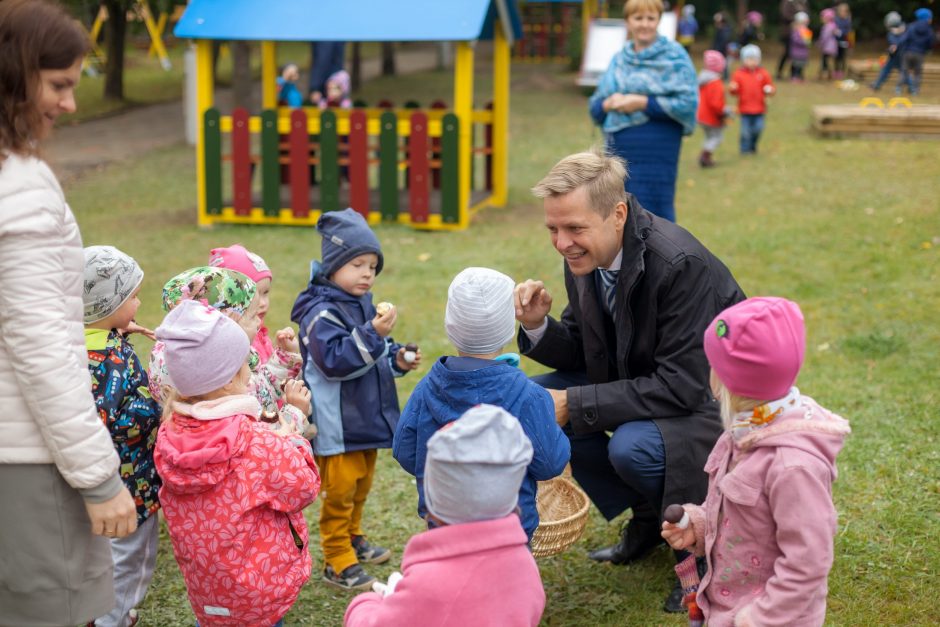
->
xmin=864 ymin=207 xmax=875 ymax=215
xmin=921 ymin=241 xmax=933 ymax=249
xmin=417 ymin=252 xmax=431 ymax=262
xmin=817 ymin=342 xmax=830 ymax=352
xmin=895 ymin=217 xmax=904 ymax=224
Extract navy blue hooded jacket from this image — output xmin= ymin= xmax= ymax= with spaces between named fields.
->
xmin=393 ymin=356 xmax=570 ymax=540
xmin=900 ymin=19 xmax=937 ymax=55
xmin=291 ymin=261 xmax=404 ymax=456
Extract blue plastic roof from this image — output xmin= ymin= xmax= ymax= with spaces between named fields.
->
xmin=175 ymin=0 xmax=522 ymax=43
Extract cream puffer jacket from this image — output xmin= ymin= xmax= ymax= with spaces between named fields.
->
xmin=0 ymin=152 xmax=120 ymax=500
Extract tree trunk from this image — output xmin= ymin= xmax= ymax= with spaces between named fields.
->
xmin=231 ymin=41 xmax=252 ymax=110
xmin=102 ymin=0 xmax=127 ymax=101
xmin=736 ymin=0 xmax=748 ymax=32
xmin=351 ymin=42 xmax=362 ymax=91
xmin=381 ymin=42 xmax=396 ymax=76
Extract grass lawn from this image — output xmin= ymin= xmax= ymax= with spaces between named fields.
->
xmin=65 ymin=58 xmax=939 ymax=626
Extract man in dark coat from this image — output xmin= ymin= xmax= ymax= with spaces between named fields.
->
xmin=515 ymin=150 xmax=745 ymax=611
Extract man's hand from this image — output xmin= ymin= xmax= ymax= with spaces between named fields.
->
xmin=547 ymin=388 xmax=569 ymax=427
xmin=372 ymin=305 xmax=397 ymax=337
xmin=514 ymin=280 xmax=552 ymax=329
xmin=85 ymin=486 xmax=137 ymax=538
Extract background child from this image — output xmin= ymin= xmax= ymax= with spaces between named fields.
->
xmin=788 ymin=11 xmax=812 ymax=81
xmin=83 ymin=246 xmax=160 ymax=627
xmin=729 ymin=45 xmax=775 ymax=155
xmin=276 ymin=63 xmax=303 ymax=108
xmin=677 ymin=4 xmax=698 ymax=53
xmin=154 ymin=300 xmax=320 ymax=627
xmin=393 ymin=267 xmax=569 ymax=541
xmin=697 ymin=50 xmax=730 ymax=168
xmin=150 ymin=267 xmax=311 ymax=434
xmin=818 ymin=9 xmax=838 ymax=81
xmin=833 ymin=2 xmax=853 ymax=79
xmin=710 ymin=12 xmax=733 ymax=79
xmin=897 ymin=8 xmax=936 ymax=96
xmin=346 ymin=405 xmax=545 ymax=627
xmin=661 ymin=297 xmax=850 ymax=627
xmin=319 ymin=69 xmax=352 ymax=109
xmin=737 ymin=11 xmax=764 ymax=48
xmin=291 ymin=207 xmax=420 ymax=590
xmin=870 ymin=11 xmax=907 ymax=92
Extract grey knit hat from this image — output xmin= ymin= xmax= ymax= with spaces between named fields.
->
xmin=83 ymin=245 xmax=144 ymax=324
xmin=424 ymin=404 xmax=534 ymax=525
xmin=444 ymin=267 xmax=516 ymax=355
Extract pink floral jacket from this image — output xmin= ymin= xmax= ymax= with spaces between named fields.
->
xmin=154 ymin=395 xmax=320 ymax=626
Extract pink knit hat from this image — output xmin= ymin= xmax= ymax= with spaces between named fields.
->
xmin=703 ymin=297 xmax=805 ymax=400
xmin=703 ymin=50 xmax=726 ymax=74
xmin=208 ymin=244 xmax=272 ymax=283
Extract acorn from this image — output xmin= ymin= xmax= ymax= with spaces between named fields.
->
xmin=404 ymin=342 xmax=418 ymax=364
xmin=664 ymin=504 xmax=689 ymax=529
xmin=376 ymin=301 xmax=394 ymax=316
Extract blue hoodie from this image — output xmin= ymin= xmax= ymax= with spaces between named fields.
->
xmin=901 ymin=18 xmax=936 ymax=55
xmin=393 ymin=356 xmax=570 ymax=540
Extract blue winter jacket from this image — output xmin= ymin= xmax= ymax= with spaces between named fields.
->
xmin=290 ymin=261 xmax=404 ymax=456
xmin=900 ymin=20 xmax=937 ymax=55
xmin=393 ymin=356 xmax=571 ymax=540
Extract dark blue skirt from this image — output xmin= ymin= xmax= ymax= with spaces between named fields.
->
xmin=607 ymin=119 xmax=683 ymax=222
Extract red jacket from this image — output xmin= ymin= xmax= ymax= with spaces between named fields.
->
xmin=729 ymin=67 xmax=775 ymax=115
xmin=154 ymin=395 xmax=320 ymax=627
xmin=697 ymin=77 xmax=726 ymax=127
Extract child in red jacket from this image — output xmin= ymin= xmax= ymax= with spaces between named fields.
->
xmin=154 ymin=301 xmax=320 ymax=627
xmin=697 ymin=50 xmax=730 ymax=167
xmin=729 ymin=44 xmax=775 ymax=154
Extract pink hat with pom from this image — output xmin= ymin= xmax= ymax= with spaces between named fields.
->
xmin=703 ymin=50 xmax=726 ymax=74
xmin=208 ymin=244 xmax=272 ymax=283
xmin=821 ymin=8 xmax=835 ymax=21
xmin=703 ymin=297 xmax=806 ymax=400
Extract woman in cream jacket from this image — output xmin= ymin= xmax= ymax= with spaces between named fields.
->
xmin=0 ymin=1 xmax=137 ymax=624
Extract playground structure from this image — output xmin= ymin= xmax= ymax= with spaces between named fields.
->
xmin=848 ymin=59 xmax=940 ymax=90
xmin=515 ymin=0 xmax=598 ymax=63
xmin=85 ymin=1 xmax=179 ymax=73
xmin=813 ymin=98 xmax=940 ymax=139
xmin=174 ymin=0 xmax=520 ymax=231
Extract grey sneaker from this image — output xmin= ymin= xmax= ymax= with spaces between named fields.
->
xmin=352 ymin=535 xmax=391 ymax=564
xmin=322 ymin=564 xmax=375 ymax=591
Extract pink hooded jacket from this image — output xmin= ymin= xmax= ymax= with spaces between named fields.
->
xmin=154 ymin=395 xmax=320 ymax=627
xmin=344 ymin=514 xmax=545 ymax=627
xmin=684 ymin=392 xmax=850 ymax=627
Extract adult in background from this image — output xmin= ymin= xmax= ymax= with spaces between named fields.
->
xmin=776 ymin=0 xmax=809 ymax=79
xmin=588 ymin=0 xmax=697 ymax=223
xmin=514 ymin=150 xmax=744 ymax=611
xmin=0 ymin=1 xmax=138 ymax=625
xmin=308 ymin=41 xmax=346 ymax=106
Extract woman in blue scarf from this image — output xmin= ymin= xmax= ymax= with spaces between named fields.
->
xmin=589 ymin=0 xmax=697 ymax=223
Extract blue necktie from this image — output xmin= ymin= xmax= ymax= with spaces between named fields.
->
xmin=598 ymin=268 xmax=618 ymax=316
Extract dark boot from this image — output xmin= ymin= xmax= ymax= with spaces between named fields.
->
xmin=699 ymin=150 xmax=715 ymax=167
xmin=588 ymin=502 xmax=664 ymax=564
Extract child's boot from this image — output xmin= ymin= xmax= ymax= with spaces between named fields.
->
xmin=323 ymin=563 xmax=376 ymax=591
xmin=352 ymin=534 xmax=391 ymax=564
xmin=698 ymin=150 xmax=714 ymax=167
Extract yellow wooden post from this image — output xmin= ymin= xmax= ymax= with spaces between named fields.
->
xmin=583 ymin=0 xmax=598 ymax=43
xmin=453 ymin=42 xmax=474 ymax=228
xmin=147 ymin=12 xmax=168 ymax=58
xmin=195 ymin=40 xmax=214 ymax=227
xmin=137 ymin=1 xmax=171 ymax=70
xmin=492 ymin=22 xmax=509 ymax=207
xmin=261 ymin=41 xmax=277 ymax=110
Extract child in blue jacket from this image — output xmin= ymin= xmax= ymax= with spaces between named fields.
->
xmin=393 ymin=267 xmax=570 ymax=541
xmin=291 ymin=208 xmax=420 ymax=591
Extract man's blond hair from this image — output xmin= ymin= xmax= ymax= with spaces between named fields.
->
xmin=623 ymin=0 xmax=664 ymax=19
xmin=531 ymin=149 xmax=629 ymax=218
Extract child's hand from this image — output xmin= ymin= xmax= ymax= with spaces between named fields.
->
xmin=661 ymin=519 xmax=696 ymax=551
xmin=395 ymin=346 xmax=422 ymax=371
xmin=372 ymin=305 xmax=397 ymax=337
xmin=728 ymin=81 xmax=739 ymax=92
xmin=283 ymin=379 xmax=312 ymax=416
xmin=276 ymin=327 xmax=300 ymax=353
xmin=119 ymin=320 xmax=156 ymax=341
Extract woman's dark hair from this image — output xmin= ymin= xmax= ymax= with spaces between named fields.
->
xmin=0 ymin=0 xmax=89 ymax=155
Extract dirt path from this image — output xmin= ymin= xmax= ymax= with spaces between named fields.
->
xmin=47 ymin=46 xmax=443 ymax=185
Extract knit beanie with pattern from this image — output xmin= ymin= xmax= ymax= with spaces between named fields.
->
xmin=82 ymin=245 xmax=144 ymax=324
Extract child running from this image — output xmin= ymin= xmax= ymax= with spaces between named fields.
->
xmin=697 ymin=50 xmax=730 ymax=168
xmin=154 ymin=300 xmax=320 ymax=627
xmin=83 ymin=246 xmax=161 ymax=627
xmin=346 ymin=405 xmax=546 ymax=627
xmin=729 ymin=44 xmax=775 ymax=155
xmin=291 ymin=208 xmax=420 ymax=590
xmin=394 ymin=267 xmax=569 ymax=541
xmin=661 ymin=297 xmax=850 ymax=626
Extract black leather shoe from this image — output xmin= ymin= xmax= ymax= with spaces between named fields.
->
xmin=588 ymin=505 xmax=664 ymax=564
xmin=663 ymin=578 xmax=685 ymax=613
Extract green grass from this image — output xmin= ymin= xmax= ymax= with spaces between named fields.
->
xmin=65 ymin=62 xmax=940 ymax=625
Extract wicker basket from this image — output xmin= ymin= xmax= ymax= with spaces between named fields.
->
xmin=530 ymin=475 xmax=590 ymax=558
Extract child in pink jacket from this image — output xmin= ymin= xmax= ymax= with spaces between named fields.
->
xmin=344 ymin=404 xmax=545 ymax=627
xmin=662 ymin=297 xmax=850 ymax=627
xmin=154 ymin=300 xmax=320 ymax=627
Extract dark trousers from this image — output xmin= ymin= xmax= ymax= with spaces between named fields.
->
xmin=531 ymin=371 xmax=666 ymax=521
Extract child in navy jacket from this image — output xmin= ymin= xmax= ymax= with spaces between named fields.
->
xmin=291 ymin=208 xmax=420 ymax=591
xmin=393 ymin=267 xmax=570 ymax=541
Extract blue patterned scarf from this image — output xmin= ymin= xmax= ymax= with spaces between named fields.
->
xmin=590 ymin=35 xmax=698 ymax=136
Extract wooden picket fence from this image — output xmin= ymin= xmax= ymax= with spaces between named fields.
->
xmin=201 ymin=103 xmax=495 ymax=228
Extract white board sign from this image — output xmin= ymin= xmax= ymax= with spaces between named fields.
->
xmin=577 ymin=13 xmax=677 ymax=87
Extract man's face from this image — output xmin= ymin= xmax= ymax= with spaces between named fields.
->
xmin=543 ymin=187 xmax=626 ymax=276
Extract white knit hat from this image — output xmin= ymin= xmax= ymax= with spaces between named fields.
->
xmin=444 ymin=267 xmax=516 ymax=355
xmin=424 ymin=404 xmax=534 ymax=525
